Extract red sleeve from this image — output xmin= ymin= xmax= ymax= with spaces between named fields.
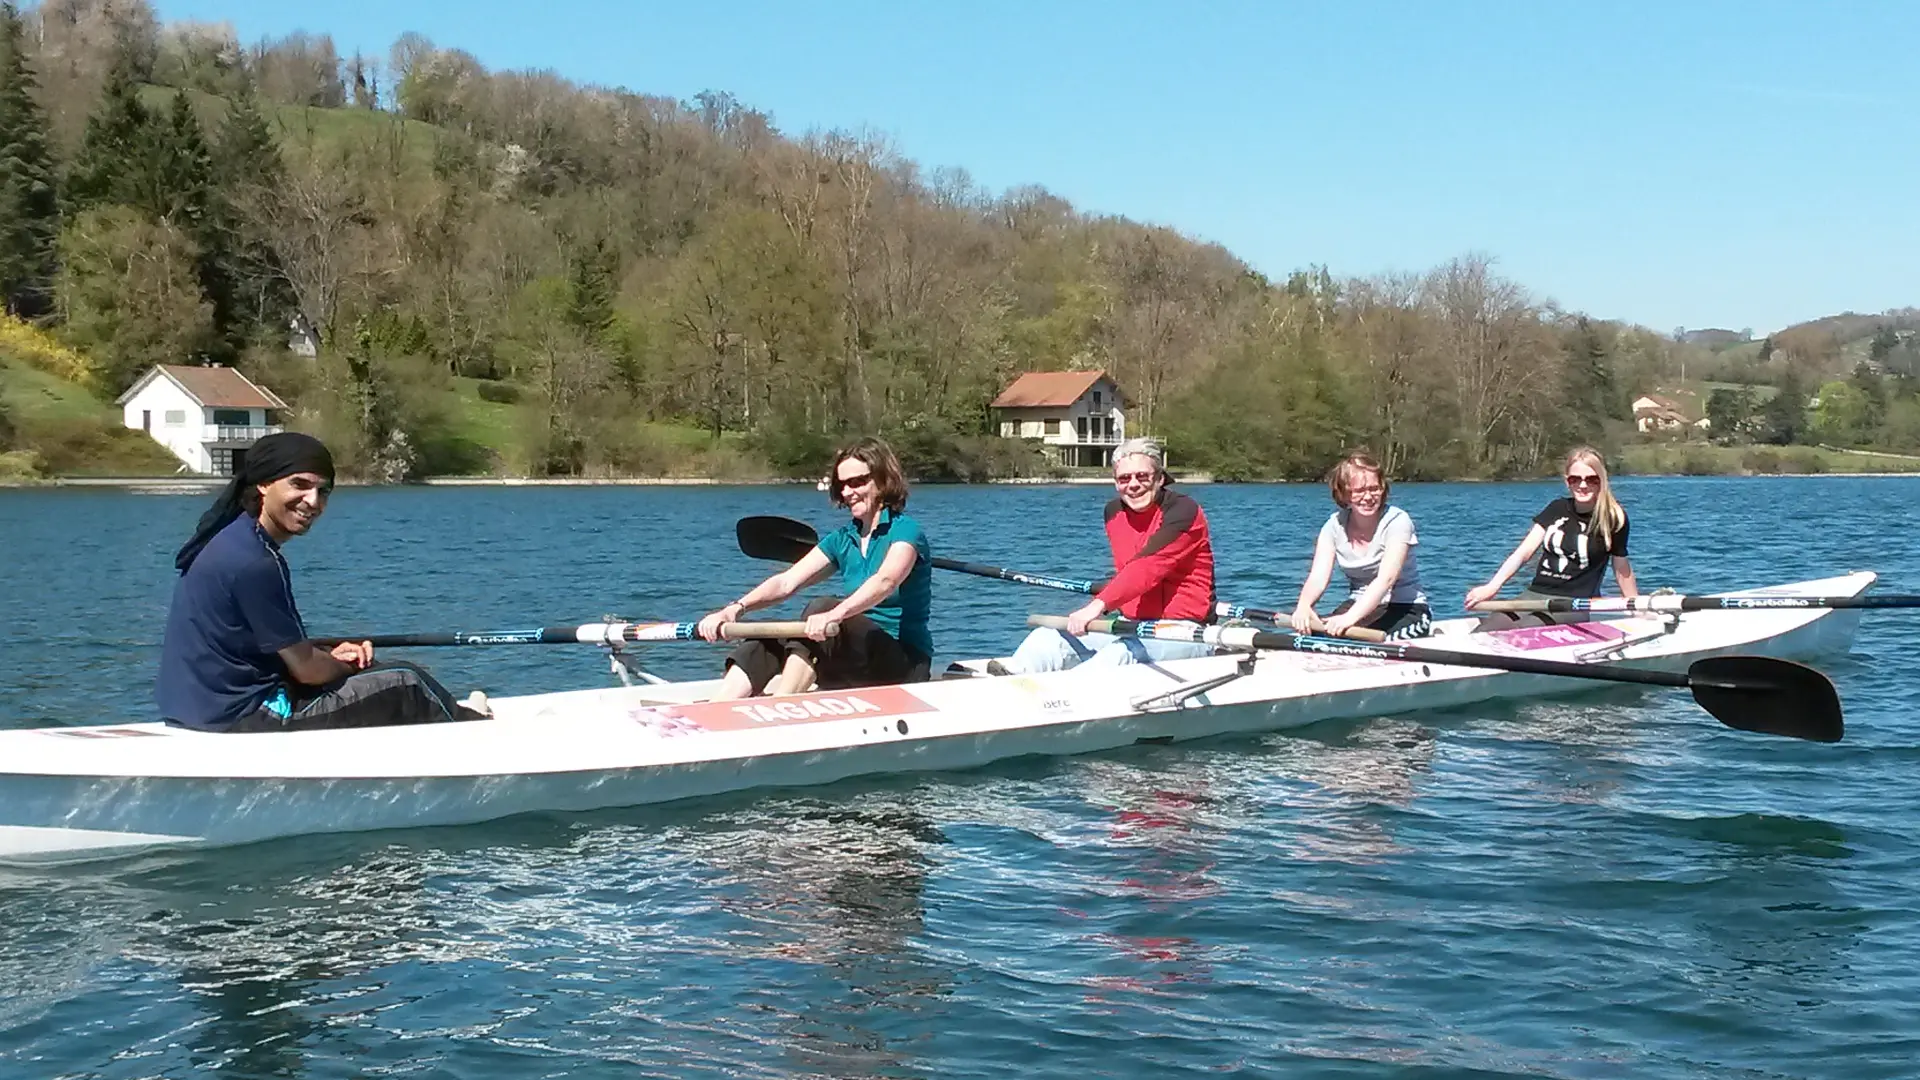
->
xmin=1095 ymin=495 xmax=1205 ymax=610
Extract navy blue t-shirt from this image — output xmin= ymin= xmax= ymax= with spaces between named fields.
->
xmin=156 ymin=515 xmax=308 ymax=730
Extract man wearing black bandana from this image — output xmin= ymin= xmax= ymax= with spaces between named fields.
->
xmin=157 ymin=432 xmax=486 ymax=732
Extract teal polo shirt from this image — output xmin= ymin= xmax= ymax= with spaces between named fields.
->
xmin=816 ymin=508 xmax=933 ymax=659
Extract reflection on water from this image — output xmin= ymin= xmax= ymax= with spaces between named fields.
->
xmin=691 ymin=798 xmax=949 ymax=1080
xmin=1251 ymin=717 xmax=1440 ymax=866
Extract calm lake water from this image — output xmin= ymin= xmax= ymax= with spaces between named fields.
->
xmin=1 ymin=477 xmax=1918 ymax=1079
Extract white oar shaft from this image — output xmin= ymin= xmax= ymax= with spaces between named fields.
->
xmin=1027 ymin=615 xmax=1266 ymax=650
xmin=573 ymin=620 xmax=824 ymax=644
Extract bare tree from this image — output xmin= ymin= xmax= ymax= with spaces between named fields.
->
xmin=1422 ymin=254 xmax=1554 ymax=474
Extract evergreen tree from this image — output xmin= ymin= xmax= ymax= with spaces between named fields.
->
xmin=65 ymin=41 xmax=154 ymax=212
xmin=566 ymin=238 xmax=618 ymax=343
xmin=1560 ymin=316 xmax=1622 ymax=437
xmin=211 ymin=77 xmax=291 ymax=345
xmin=152 ymin=90 xmax=237 ymax=354
xmin=214 ymin=77 xmax=283 ymax=190
xmin=0 ymin=2 xmax=59 ymax=317
xmin=150 ymin=91 xmax=215 ymax=230
xmin=1850 ymin=359 xmax=1887 ymax=437
xmin=1763 ymin=370 xmax=1806 ymax=446
xmin=1870 ymin=326 xmax=1899 ymax=366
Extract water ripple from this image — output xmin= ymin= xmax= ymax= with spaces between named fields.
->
xmin=4 ymin=479 xmax=1920 ymax=1078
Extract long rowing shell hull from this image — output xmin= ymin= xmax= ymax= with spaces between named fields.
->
xmin=0 ymin=572 xmax=1873 ymax=865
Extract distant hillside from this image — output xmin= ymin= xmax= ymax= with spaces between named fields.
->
xmin=1690 ymin=307 xmax=1920 ymax=385
xmin=137 ymin=84 xmax=443 ymax=174
xmin=0 ymin=356 xmax=182 ymax=478
xmin=1679 ymin=328 xmax=1751 ymax=349
xmin=6 ymin=4 xmax=1916 ymax=482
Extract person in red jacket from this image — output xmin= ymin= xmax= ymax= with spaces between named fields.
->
xmin=996 ymin=438 xmax=1217 ymax=673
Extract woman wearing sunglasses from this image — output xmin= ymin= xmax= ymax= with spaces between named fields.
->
xmin=995 ymin=438 xmax=1216 ymax=673
xmin=696 ymin=436 xmax=933 ymax=698
xmin=1464 ymin=445 xmax=1640 ymax=629
xmin=1288 ymin=451 xmax=1431 ymax=640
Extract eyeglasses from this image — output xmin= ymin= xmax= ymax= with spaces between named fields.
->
xmin=1347 ymin=485 xmax=1384 ymax=498
xmin=834 ymin=472 xmax=875 ymax=492
xmin=1113 ymin=470 xmax=1157 ymax=486
xmin=1565 ymin=473 xmax=1601 ymax=488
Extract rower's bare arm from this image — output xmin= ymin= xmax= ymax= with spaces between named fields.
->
xmin=1290 ymin=536 xmax=1337 ymax=632
xmin=1349 ymin=538 xmax=1411 ymax=622
xmin=826 ymin=541 xmax=918 ymax=621
xmin=1466 ymin=524 xmax=1547 ymax=608
xmin=698 ymin=546 xmax=835 ymax=640
xmin=278 ymin=641 xmax=359 ymax=686
xmin=1612 ymin=555 xmax=1640 ymax=598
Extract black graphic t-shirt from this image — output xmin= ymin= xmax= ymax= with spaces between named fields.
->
xmin=1526 ymin=497 xmax=1630 ymax=597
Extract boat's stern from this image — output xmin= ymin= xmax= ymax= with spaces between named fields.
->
xmin=1638 ymin=570 xmax=1876 ymax=663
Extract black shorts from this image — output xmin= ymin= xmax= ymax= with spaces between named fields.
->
xmin=227 ymin=661 xmax=482 ymax=733
xmin=726 ymin=596 xmax=932 ymax=693
xmin=1331 ymin=599 xmax=1433 ymax=639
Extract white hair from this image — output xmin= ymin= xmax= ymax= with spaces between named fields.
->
xmin=1112 ymin=438 xmax=1166 ymax=475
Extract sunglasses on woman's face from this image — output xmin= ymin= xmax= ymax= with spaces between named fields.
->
xmin=1565 ymin=473 xmax=1601 ymax=488
xmin=835 ymin=471 xmax=875 ymax=492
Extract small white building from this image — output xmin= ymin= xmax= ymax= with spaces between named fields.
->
xmin=991 ymin=370 xmax=1127 ymax=467
xmin=116 ymin=365 xmax=289 ymax=475
xmin=1632 ymin=392 xmax=1713 ymax=435
xmin=288 ymin=314 xmax=319 ymax=358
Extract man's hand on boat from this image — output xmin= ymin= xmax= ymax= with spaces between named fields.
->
xmin=329 ymin=640 xmax=374 ymax=669
xmin=1065 ymin=599 xmax=1106 ymax=637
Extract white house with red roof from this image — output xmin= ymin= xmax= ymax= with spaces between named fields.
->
xmin=991 ymin=370 xmax=1127 ymax=467
xmin=1632 ymin=392 xmax=1711 ymax=434
xmin=116 ymin=364 xmax=288 ymax=475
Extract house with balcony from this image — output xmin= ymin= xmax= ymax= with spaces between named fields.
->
xmin=117 ymin=364 xmax=289 ymax=476
xmin=991 ymin=370 xmax=1127 ymax=467
xmin=1632 ymin=392 xmax=1710 ymax=435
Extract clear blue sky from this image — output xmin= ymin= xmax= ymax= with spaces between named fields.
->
xmin=156 ymin=0 xmax=1918 ymax=335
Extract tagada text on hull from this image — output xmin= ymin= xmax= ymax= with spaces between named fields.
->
xmin=0 ymin=573 xmax=1872 ymax=865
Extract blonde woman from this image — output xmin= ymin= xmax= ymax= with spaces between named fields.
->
xmin=1465 ymin=446 xmax=1640 ymax=628
xmin=1289 ymin=451 xmax=1431 ymax=640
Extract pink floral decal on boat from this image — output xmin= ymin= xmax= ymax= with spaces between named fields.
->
xmin=1491 ymin=622 xmax=1628 ymax=652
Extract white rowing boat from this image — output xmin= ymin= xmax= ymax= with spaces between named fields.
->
xmin=0 ymin=571 xmax=1872 ymax=866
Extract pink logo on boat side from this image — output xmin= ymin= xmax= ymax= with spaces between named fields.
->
xmin=644 ymin=686 xmax=938 ymax=733
xmin=1493 ymin=622 xmax=1628 ymax=651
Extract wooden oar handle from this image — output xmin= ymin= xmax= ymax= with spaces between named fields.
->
xmin=720 ymin=620 xmax=836 ymax=639
xmin=1472 ymin=599 xmax=1550 ymax=612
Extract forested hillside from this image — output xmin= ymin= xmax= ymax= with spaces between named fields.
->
xmin=0 ymin=1 xmax=1914 ymax=481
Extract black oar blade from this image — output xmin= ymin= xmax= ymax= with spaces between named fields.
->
xmin=737 ymin=515 xmax=819 ymax=563
xmin=1688 ymin=655 xmax=1843 ymax=743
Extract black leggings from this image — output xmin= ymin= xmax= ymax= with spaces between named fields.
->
xmin=228 ymin=661 xmax=483 ymax=733
xmin=1330 ymin=599 xmax=1433 ymax=640
xmin=726 ymin=596 xmax=931 ymax=693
